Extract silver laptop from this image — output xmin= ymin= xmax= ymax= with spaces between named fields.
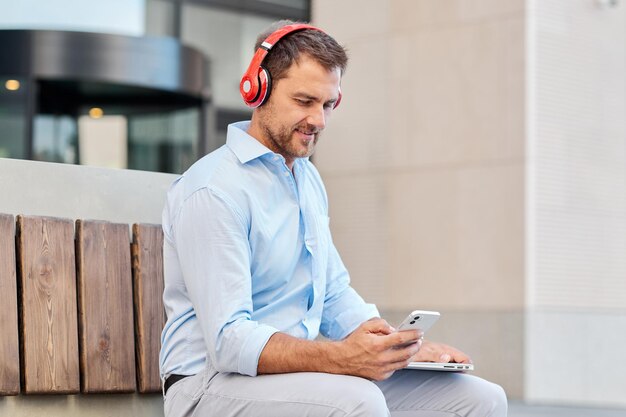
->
xmin=405 ymin=362 xmax=474 ymax=372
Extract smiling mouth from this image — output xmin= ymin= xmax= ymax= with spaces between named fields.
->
xmin=296 ymin=128 xmax=317 ymax=136
xmin=294 ymin=129 xmax=318 ymax=143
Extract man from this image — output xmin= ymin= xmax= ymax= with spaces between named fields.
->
xmin=160 ymin=20 xmax=507 ymax=417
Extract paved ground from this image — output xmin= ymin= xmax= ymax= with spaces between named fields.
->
xmin=509 ymin=401 xmax=626 ymax=417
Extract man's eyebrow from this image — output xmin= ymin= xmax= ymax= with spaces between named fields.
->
xmin=292 ymin=93 xmax=319 ymax=101
xmin=292 ymin=93 xmax=338 ymax=104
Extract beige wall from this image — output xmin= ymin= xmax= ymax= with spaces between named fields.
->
xmin=526 ymin=0 xmax=626 ymax=407
xmin=313 ymin=0 xmax=526 ymax=311
xmin=313 ymin=0 xmax=626 ymax=408
xmin=312 ymin=0 xmax=526 ymax=399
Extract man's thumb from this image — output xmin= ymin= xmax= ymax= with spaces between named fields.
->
xmin=364 ymin=318 xmax=394 ymax=334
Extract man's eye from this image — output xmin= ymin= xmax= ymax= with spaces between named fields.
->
xmin=296 ymin=99 xmax=311 ymax=106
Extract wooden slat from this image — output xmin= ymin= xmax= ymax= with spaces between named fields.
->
xmin=16 ymin=215 xmax=80 ymax=394
xmin=131 ymin=224 xmax=165 ymax=393
xmin=0 ymin=214 xmax=20 ymax=395
xmin=76 ymin=220 xmax=136 ymax=393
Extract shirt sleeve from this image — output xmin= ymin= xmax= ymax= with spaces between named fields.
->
xmin=172 ymin=187 xmax=278 ymax=376
xmin=319 ymin=238 xmax=380 ymax=340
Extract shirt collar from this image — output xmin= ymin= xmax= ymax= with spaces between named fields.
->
xmin=225 ymin=120 xmax=312 ymax=167
xmin=226 ymin=121 xmax=274 ymax=164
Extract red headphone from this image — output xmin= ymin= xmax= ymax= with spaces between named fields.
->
xmin=240 ymin=23 xmax=342 ymax=109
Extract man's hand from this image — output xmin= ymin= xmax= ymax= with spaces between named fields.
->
xmin=334 ymin=318 xmax=423 ymax=381
xmin=409 ymin=339 xmax=472 ymax=364
xmin=258 ymin=318 xmax=423 ymax=380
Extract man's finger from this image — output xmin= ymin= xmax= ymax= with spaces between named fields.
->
xmin=377 ymin=330 xmax=420 ymax=351
xmin=363 ymin=318 xmax=394 ymax=335
xmin=450 ymin=350 xmax=472 ymax=364
xmin=381 ymin=341 xmax=420 ymax=365
xmin=389 ymin=329 xmax=421 ymax=347
xmin=435 ymin=346 xmax=471 ymax=364
xmin=388 ymin=340 xmax=423 ymax=368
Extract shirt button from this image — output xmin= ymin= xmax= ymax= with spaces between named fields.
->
xmin=284 ymin=172 xmax=290 ymax=176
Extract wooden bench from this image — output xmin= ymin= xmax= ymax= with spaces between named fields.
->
xmin=0 ymin=213 xmax=165 ymax=395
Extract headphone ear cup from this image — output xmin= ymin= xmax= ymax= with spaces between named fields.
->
xmin=256 ymin=67 xmax=272 ymax=107
xmin=240 ymin=73 xmax=260 ymax=106
xmin=244 ymin=67 xmax=271 ymax=108
xmin=334 ymin=87 xmax=342 ymax=109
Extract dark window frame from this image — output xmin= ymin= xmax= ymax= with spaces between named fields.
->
xmin=162 ymin=0 xmax=310 ymax=36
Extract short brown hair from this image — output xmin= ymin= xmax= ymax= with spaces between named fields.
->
xmin=254 ymin=20 xmax=348 ymax=85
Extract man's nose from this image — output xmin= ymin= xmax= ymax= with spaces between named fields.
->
xmin=307 ymin=106 xmax=326 ymax=130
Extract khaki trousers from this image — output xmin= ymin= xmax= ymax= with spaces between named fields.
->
xmin=164 ymin=363 xmax=507 ymax=417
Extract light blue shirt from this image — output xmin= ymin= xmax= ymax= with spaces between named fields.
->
xmin=159 ymin=121 xmax=379 ymax=379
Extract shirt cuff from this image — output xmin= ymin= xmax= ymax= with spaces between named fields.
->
xmin=331 ymin=303 xmax=380 ymax=340
xmin=237 ymin=324 xmax=279 ymax=376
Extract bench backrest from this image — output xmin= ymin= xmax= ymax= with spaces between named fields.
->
xmin=0 ymin=214 xmax=165 ymax=395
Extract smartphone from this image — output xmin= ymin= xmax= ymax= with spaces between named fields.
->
xmin=397 ymin=310 xmax=440 ymax=333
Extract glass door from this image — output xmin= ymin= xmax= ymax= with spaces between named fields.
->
xmin=31 ymin=80 xmax=202 ymax=174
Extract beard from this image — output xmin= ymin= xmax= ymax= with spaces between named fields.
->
xmin=262 ymin=120 xmax=321 ymax=160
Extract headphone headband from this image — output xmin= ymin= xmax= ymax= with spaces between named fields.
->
xmin=240 ymin=23 xmax=341 ymax=109
xmin=261 ymin=23 xmax=322 ymax=52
